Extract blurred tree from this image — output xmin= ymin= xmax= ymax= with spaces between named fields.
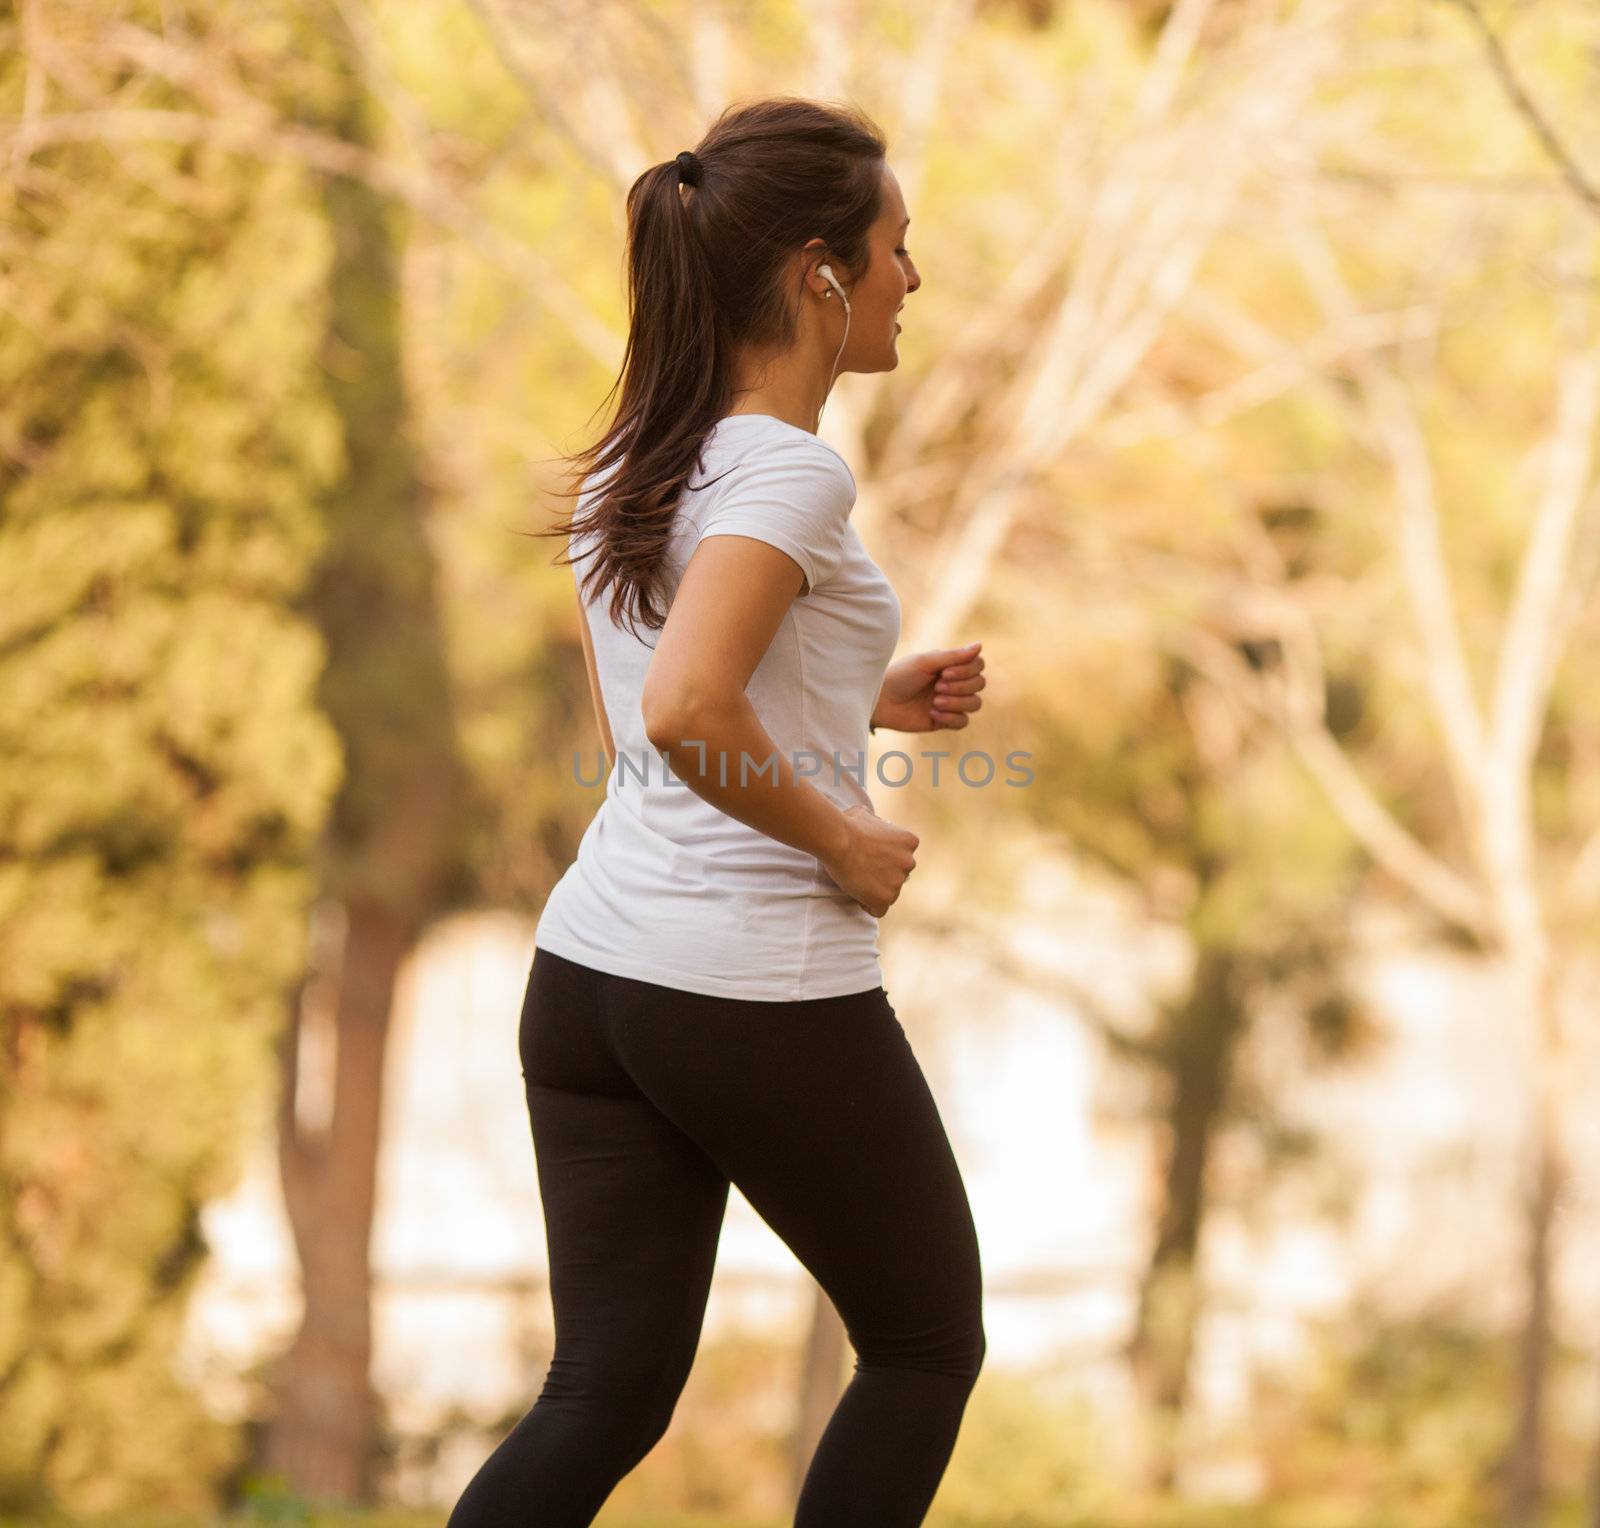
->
xmin=1252 ymin=1285 xmax=1596 ymax=1522
xmin=1243 ymin=189 xmax=1599 ymax=1528
xmin=840 ymin=3 xmax=1600 ymax=1519
xmin=0 ymin=0 xmax=344 ymax=1512
xmin=256 ymin=0 xmax=471 ymax=1502
xmin=1431 ymin=11 xmax=1600 ymax=1525
xmin=0 ymin=0 xmax=680 ymax=1497
xmin=859 ymin=0 xmax=1380 ymax=1495
xmin=920 ymin=612 xmax=1378 ymax=1494
xmin=910 ymin=4 xmax=1600 ymax=1517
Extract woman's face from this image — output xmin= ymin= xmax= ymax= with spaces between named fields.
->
xmin=826 ymin=161 xmax=920 ymax=375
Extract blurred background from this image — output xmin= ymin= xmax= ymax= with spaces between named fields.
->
xmin=5 ymin=1 xmax=1600 ymax=1525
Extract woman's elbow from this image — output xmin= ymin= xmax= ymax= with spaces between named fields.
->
xmin=641 ymin=688 xmax=698 ymax=750
xmin=641 ymin=686 xmax=735 ymax=751
xmin=642 ymin=704 xmax=683 ymax=751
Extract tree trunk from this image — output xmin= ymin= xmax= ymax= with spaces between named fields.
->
xmin=259 ymin=4 xmax=468 ymax=1497
xmin=1507 ymin=959 xmax=1575 ymax=1528
xmin=263 ymin=896 xmax=411 ymax=1498
xmin=1588 ymin=1337 xmax=1600 ymax=1528
xmin=1126 ymin=944 xmax=1245 ymax=1493
xmin=790 ymin=1283 xmax=849 ymax=1500
xmin=1508 ymin=1114 xmax=1561 ymax=1528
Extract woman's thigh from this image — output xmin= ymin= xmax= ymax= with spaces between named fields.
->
xmin=594 ymin=973 xmax=985 ymax=1375
xmin=519 ymin=948 xmax=731 ymax=1393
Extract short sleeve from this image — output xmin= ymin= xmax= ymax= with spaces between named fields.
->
xmin=693 ymin=436 xmax=855 ymax=597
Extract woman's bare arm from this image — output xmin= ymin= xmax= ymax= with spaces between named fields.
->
xmin=575 ymin=582 xmax=616 ymax=774
xmin=640 ymin=534 xmax=851 ymax=867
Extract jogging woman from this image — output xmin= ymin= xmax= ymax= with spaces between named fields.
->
xmin=446 ymin=96 xmax=989 ymax=1528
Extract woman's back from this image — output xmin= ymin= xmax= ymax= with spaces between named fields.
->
xmin=533 ymin=412 xmax=902 ymax=1001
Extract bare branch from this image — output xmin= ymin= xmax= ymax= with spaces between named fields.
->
xmin=817 ymin=0 xmax=977 ymax=533
xmin=463 ymin=0 xmax=636 ymax=196
xmin=1284 ymin=206 xmax=1491 ymax=842
xmin=1173 ymin=618 xmax=1490 ymax=937
xmin=6 ymin=0 xmax=48 ymax=178
xmin=911 ymin=912 xmax=1166 ymax=1064
xmin=903 ymin=44 xmax=1323 ymax=655
xmin=844 ymin=0 xmax=977 ymax=525
xmin=1485 ymin=315 xmax=1600 ymax=818
xmin=1566 ymin=823 xmax=1600 ymax=916
xmin=497 ymin=0 xmax=652 ymax=187
xmin=684 ymin=4 xmax=733 ymax=125
xmin=1133 ymin=0 xmax=1220 ymax=126
xmin=880 ymin=5 xmax=1358 ymax=663
xmin=1437 ymin=0 xmax=1600 ymax=218
xmin=1094 ymin=296 xmax=1442 ymax=453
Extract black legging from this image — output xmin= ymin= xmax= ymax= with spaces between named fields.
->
xmin=445 ymin=945 xmax=986 ymax=1528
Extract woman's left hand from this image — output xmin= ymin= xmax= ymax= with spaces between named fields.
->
xmin=871 ymin=641 xmax=985 ymax=734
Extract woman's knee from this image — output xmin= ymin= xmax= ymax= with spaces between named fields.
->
xmin=535 ymin=1350 xmax=685 ymax=1458
xmin=964 ymin=1318 xmax=987 ymax=1381
xmin=852 ymin=1302 xmax=986 ymax=1385
xmin=943 ymin=1313 xmax=986 ymax=1384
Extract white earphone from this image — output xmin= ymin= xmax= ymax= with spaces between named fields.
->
xmin=815 ymin=263 xmax=850 ymax=429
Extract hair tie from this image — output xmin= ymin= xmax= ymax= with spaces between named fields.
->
xmin=674 ymin=150 xmax=703 ymax=188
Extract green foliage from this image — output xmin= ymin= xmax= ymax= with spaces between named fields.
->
xmin=928 ymin=1367 xmax=1123 ymax=1522
xmin=233 ymin=1472 xmax=313 ymax=1528
xmin=0 ymin=2 xmax=343 ymax=1513
xmin=1250 ymin=1301 xmax=1596 ymax=1524
xmin=593 ymin=1330 xmax=803 ymax=1517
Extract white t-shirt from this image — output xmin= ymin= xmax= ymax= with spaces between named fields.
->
xmin=533 ymin=412 xmax=902 ymax=1000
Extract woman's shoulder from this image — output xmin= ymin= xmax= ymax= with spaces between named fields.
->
xmin=692 ymin=416 xmax=857 ymax=504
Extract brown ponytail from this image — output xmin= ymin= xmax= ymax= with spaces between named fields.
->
xmin=528 ymin=96 xmax=887 ymax=640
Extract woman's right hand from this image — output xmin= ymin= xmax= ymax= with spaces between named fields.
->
xmin=822 ymin=804 xmax=920 ymax=918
